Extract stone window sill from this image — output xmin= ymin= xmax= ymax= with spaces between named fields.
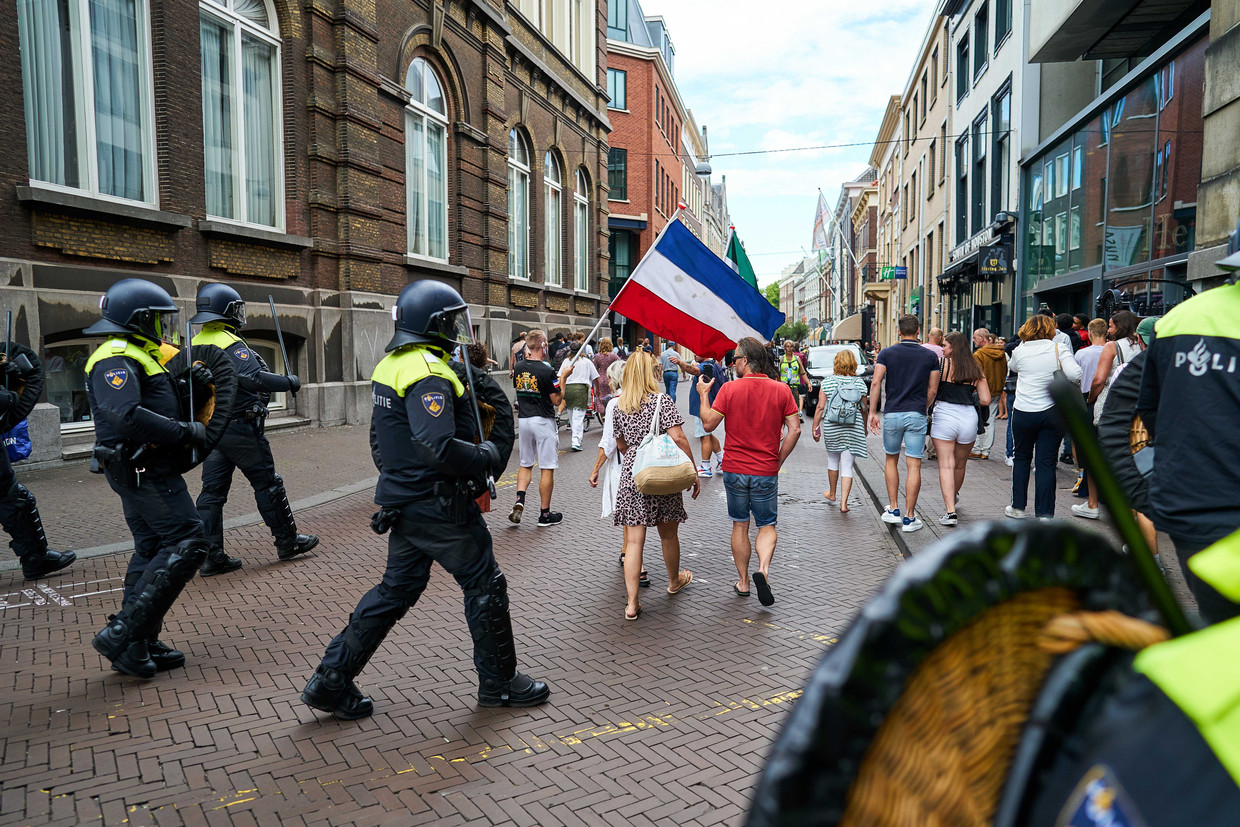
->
xmin=198 ymin=219 xmax=313 ymax=249
xmin=17 ymin=184 xmax=192 ymax=230
xmin=404 ymin=255 xmax=469 ymax=277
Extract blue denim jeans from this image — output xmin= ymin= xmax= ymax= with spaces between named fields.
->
xmin=663 ymin=371 xmax=679 ymax=399
xmin=722 ymin=472 xmax=778 ymax=527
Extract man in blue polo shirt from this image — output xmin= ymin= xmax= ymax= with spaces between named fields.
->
xmin=867 ymin=314 xmax=940 ymax=533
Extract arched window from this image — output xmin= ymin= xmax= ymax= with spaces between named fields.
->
xmin=508 ymin=129 xmax=530 ymax=280
xmin=544 ymin=151 xmax=562 ymax=287
xmin=18 ymin=0 xmax=157 ymax=203
xmin=200 ymin=0 xmax=283 ymax=227
xmin=574 ymin=170 xmax=590 ymax=291
xmin=405 ymin=58 xmax=449 ymax=260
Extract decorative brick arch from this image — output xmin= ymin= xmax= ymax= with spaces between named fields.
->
xmin=396 ymin=27 xmax=471 ymax=127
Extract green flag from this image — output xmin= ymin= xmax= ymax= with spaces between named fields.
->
xmin=725 ymin=229 xmax=758 ymax=288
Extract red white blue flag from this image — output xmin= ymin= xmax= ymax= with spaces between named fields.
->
xmin=611 ymin=220 xmax=785 ymax=359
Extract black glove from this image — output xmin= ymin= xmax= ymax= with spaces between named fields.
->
xmin=0 ymin=387 xmax=16 ymax=413
xmin=286 ymin=374 xmax=301 ymax=394
xmin=179 ymin=421 xmax=208 ymax=446
xmin=190 ymin=364 xmax=214 ymax=389
xmin=370 ymin=507 xmax=400 ymax=535
xmin=409 ymin=437 xmax=500 ymax=477
xmin=2 ymin=361 xmax=21 ymax=382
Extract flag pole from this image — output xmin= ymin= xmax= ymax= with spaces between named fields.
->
xmin=564 ymin=206 xmax=686 ymax=371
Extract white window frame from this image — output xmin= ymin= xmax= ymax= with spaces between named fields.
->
xmin=574 ymin=170 xmax=589 ymax=292
xmin=200 ymin=0 xmax=285 ymax=229
xmin=543 ymin=151 xmax=562 ymax=287
xmin=405 ymin=57 xmax=450 ymax=262
xmin=18 ymin=0 xmax=159 ymax=206
xmin=508 ymin=129 xmax=531 ymax=280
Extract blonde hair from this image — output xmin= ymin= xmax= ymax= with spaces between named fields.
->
xmin=1018 ymin=315 xmax=1056 ymax=342
xmin=618 ymin=350 xmax=659 ymax=413
xmin=599 ymin=337 xmax=614 ymax=353
xmin=606 ymin=359 xmax=625 ymax=392
xmin=526 ymin=328 xmax=547 ymax=350
xmin=833 ymin=349 xmax=857 ymax=376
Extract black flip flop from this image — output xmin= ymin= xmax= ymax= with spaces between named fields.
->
xmin=752 ymin=572 xmax=775 ymax=607
xmin=733 ymin=582 xmax=750 ymax=597
xmin=639 ymin=570 xmax=651 ymax=588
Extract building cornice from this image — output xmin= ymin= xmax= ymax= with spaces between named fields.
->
xmin=505 ymin=35 xmax=611 ymax=130
xmin=607 ymin=38 xmax=688 ymax=123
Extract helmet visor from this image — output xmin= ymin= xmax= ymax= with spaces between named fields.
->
xmin=430 ymin=306 xmax=474 ymax=345
xmin=227 ymin=300 xmax=247 ymax=328
xmin=153 ymin=310 xmax=181 ymax=345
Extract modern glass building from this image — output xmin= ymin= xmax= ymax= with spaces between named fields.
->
xmin=1019 ymin=18 xmax=1206 ymax=320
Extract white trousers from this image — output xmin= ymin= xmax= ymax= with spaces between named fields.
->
xmin=826 ymin=449 xmax=855 ymax=479
xmin=570 ymin=409 xmax=586 ymax=445
xmin=976 ymin=398 xmax=1000 ymax=455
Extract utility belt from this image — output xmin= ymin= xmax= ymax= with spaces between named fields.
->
xmin=375 ymin=478 xmax=483 ymax=532
xmin=241 ymin=403 xmax=269 ymax=426
xmin=90 ymin=442 xmax=165 ymax=488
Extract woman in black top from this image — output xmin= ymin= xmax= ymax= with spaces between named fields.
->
xmin=928 ymin=331 xmax=992 ymax=526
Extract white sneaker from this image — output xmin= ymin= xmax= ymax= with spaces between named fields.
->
xmin=881 ymin=508 xmax=902 ymax=524
xmin=938 ymin=512 xmax=958 ymax=526
xmin=1005 ymin=456 xmax=1014 ymax=467
xmin=697 ymin=465 xmax=713 ymax=478
xmin=1004 ymin=505 xmax=1026 ymax=519
xmin=901 ymin=515 xmax=924 ymax=533
xmin=715 ymin=453 xmax=723 ymax=471
xmin=1071 ymin=503 xmax=1100 ymax=520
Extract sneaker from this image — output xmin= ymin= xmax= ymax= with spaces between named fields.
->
xmin=1005 ymin=456 xmax=1014 ymax=467
xmin=537 ymin=511 xmax=563 ymax=527
xmin=697 ymin=466 xmax=713 ymax=478
xmin=1071 ymin=503 xmax=1100 ymax=520
xmin=881 ymin=508 xmax=902 ymax=525
xmin=508 ymin=501 xmax=524 ymax=524
xmin=901 ymin=515 xmax=924 ymax=533
xmin=1004 ymin=505 xmax=1026 ymax=519
xmin=715 ymin=452 xmax=723 ymax=471
xmin=939 ymin=512 xmax=958 ymax=526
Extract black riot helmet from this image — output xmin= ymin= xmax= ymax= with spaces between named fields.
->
xmin=84 ymin=278 xmax=180 ymax=344
xmin=190 ymin=283 xmax=246 ymax=328
xmin=386 ymin=280 xmax=473 ymax=352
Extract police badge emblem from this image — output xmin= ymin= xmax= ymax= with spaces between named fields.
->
xmin=104 ymin=368 xmax=129 ymax=390
xmin=236 ymin=347 xmax=251 ymax=360
xmin=422 ymin=392 xmax=445 ymax=417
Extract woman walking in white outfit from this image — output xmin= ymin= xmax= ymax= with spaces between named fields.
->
xmin=929 ymin=331 xmax=992 ymax=526
xmin=811 ymin=349 xmax=868 ymax=512
xmin=561 ymin=342 xmax=599 ymax=452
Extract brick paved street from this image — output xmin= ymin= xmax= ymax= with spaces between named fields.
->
xmin=0 ymin=396 xmax=903 ymax=827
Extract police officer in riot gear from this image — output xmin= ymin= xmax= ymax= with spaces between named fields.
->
xmin=84 ymin=278 xmax=213 ymax=678
xmin=189 ymin=284 xmax=317 ymax=575
xmin=300 ymin=280 xmax=550 ymax=719
xmin=0 ymin=344 xmax=76 ymax=579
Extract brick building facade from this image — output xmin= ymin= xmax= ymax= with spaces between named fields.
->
xmin=1 ymin=0 xmax=610 ymax=460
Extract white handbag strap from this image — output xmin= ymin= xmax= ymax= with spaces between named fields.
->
xmin=648 ymin=392 xmax=663 ymax=439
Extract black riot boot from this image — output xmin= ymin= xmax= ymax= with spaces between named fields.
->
xmin=92 ymin=539 xmax=209 ymax=678
xmin=2 ymin=484 xmax=76 ymax=580
xmin=197 ymin=505 xmax=242 ymax=575
xmin=467 ymin=570 xmax=551 ymax=708
xmin=300 ymin=608 xmax=408 ymax=720
xmin=199 ymin=546 xmax=242 ymax=576
xmin=300 ymin=666 xmax=374 ymax=720
xmin=259 ymin=474 xmax=319 ymax=561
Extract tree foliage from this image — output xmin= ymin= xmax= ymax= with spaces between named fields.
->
xmin=775 ymin=320 xmax=809 ymax=342
xmin=763 ymin=282 xmax=780 ymax=308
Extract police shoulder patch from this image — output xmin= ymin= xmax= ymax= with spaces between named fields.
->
xmin=422 ymin=392 xmax=446 ymax=417
xmin=235 ymin=347 xmax=251 ymax=361
xmin=1056 ymin=764 xmax=1145 ymax=827
xmin=104 ymin=368 xmax=129 ymax=390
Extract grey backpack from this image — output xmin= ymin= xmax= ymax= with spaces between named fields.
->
xmin=825 ymin=379 xmax=864 ymax=426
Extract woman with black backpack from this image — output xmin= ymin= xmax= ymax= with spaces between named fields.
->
xmin=811 ymin=349 xmax=868 ymax=513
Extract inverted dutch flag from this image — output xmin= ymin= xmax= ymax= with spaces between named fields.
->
xmin=612 ymin=220 xmax=785 ymax=359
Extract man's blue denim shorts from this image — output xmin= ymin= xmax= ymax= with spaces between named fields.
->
xmin=722 ymin=472 xmax=778 ymax=527
xmin=882 ymin=411 xmax=928 ymax=458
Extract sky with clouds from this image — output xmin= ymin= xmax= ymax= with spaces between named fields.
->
xmin=645 ymin=0 xmax=935 ymax=286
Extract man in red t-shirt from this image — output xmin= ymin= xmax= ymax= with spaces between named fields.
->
xmin=697 ymin=337 xmax=801 ymax=607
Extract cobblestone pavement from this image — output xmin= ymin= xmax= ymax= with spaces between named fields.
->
xmin=0 ymin=399 xmax=902 ymax=826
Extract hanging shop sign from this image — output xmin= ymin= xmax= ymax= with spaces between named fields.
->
xmin=979 ymin=243 xmax=1011 ymax=278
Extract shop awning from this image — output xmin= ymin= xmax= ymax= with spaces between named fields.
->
xmin=834 ymin=312 xmax=863 ymax=342
xmin=938 ymin=250 xmax=979 ymax=288
xmin=864 ymin=281 xmax=892 ymax=301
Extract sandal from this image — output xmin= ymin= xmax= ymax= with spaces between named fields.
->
xmin=625 ymin=604 xmax=642 ymax=621
xmin=667 ymin=570 xmax=693 ymax=595
xmin=639 ymin=570 xmax=651 ymax=588
xmin=733 ymin=581 xmax=750 ymax=597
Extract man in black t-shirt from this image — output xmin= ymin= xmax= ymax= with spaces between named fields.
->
xmin=510 ymin=329 xmax=564 ymax=527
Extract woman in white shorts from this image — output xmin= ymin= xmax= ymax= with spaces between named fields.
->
xmin=929 ymin=331 xmax=992 ymax=527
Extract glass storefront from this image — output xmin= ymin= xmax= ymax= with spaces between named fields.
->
xmin=1022 ymin=37 xmax=1205 ymax=290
